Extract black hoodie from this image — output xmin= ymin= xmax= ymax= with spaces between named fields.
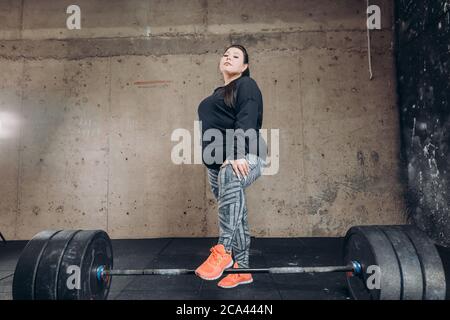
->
xmin=197 ymin=76 xmax=267 ymax=170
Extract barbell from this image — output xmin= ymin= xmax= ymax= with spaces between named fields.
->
xmin=12 ymin=224 xmax=447 ymax=300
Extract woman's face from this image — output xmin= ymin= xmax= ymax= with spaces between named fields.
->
xmin=219 ymin=47 xmax=248 ymax=77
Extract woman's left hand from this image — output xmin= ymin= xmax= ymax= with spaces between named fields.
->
xmin=221 ymin=159 xmax=249 ymax=180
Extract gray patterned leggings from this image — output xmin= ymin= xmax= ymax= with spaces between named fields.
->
xmin=207 ymin=153 xmax=266 ymax=268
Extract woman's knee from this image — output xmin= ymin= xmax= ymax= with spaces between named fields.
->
xmin=219 ymin=164 xmax=240 ymax=185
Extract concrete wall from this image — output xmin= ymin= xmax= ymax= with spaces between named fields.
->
xmin=395 ymin=0 xmax=450 ymax=247
xmin=0 ymin=0 xmax=406 ymax=240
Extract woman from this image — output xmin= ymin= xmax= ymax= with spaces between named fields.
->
xmin=195 ymin=44 xmax=267 ymax=289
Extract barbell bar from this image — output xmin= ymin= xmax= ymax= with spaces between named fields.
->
xmin=96 ymin=263 xmax=359 ymax=279
xmin=12 ymin=225 xmax=447 ymax=300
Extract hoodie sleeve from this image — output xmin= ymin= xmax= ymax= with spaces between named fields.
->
xmin=227 ymin=77 xmax=262 ymax=160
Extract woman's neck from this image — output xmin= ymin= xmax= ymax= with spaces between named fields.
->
xmin=223 ymin=73 xmax=242 ymax=86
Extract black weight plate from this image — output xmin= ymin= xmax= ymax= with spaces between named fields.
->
xmin=344 ymin=226 xmax=402 ymax=300
xmin=57 ymin=230 xmax=113 ymax=300
xmin=12 ymin=230 xmax=61 ymax=300
xmin=379 ymin=226 xmax=423 ymax=299
xmin=402 ymin=225 xmax=446 ymax=300
xmin=343 ymin=230 xmax=376 ymax=299
xmin=34 ymin=230 xmax=81 ymax=299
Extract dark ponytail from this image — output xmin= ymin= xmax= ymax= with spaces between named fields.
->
xmin=223 ymin=44 xmax=250 ymax=108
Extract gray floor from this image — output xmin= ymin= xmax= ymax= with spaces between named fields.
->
xmin=0 ymin=237 xmax=352 ymax=300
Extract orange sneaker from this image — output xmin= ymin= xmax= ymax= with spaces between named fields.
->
xmin=217 ymin=262 xmax=253 ymax=288
xmin=195 ymin=244 xmax=233 ymax=280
